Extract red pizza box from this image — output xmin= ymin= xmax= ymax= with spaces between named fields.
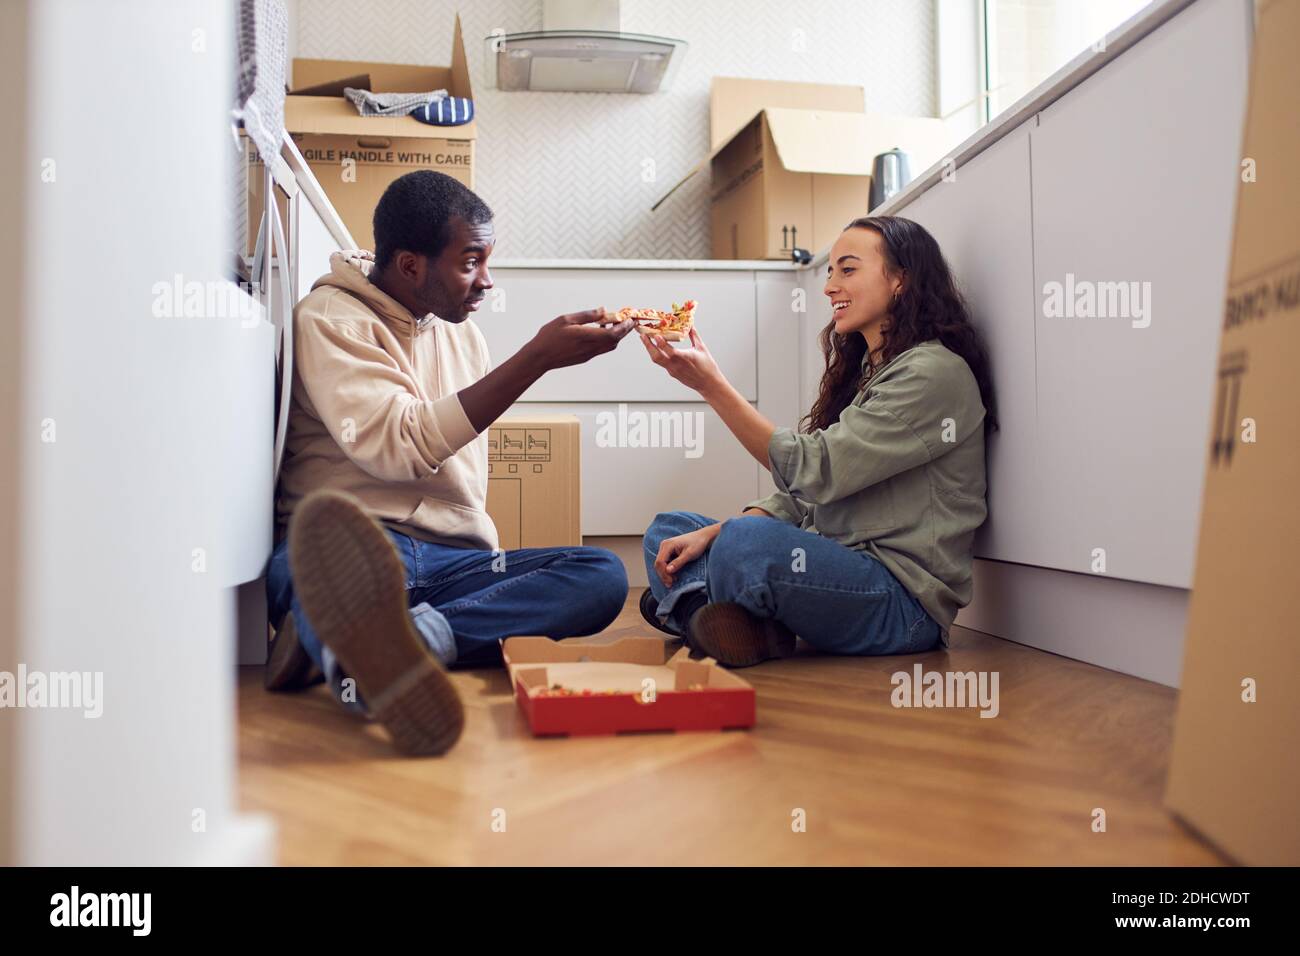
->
xmin=501 ymin=636 xmax=756 ymax=737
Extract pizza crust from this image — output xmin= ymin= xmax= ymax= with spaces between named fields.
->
xmin=638 ymin=327 xmax=687 ymax=341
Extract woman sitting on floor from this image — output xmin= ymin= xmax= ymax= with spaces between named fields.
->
xmin=638 ymin=216 xmax=998 ymax=666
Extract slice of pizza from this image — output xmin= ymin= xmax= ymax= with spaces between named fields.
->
xmin=652 ymin=300 xmax=697 ymax=341
xmin=611 ymin=306 xmax=668 ymax=326
xmin=608 ymin=299 xmax=697 ymax=341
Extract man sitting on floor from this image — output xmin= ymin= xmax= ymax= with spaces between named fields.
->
xmin=266 ymin=170 xmax=634 ymax=756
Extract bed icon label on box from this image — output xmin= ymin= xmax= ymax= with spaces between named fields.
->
xmin=490 ymin=428 xmax=551 ymax=462
xmin=485 ymin=417 xmax=579 ymax=550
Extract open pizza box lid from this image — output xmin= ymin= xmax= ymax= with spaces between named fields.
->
xmin=500 ymin=636 xmax=756 ymax=735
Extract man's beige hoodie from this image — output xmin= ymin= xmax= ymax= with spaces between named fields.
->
xmin=275 ymin=251 xmax=498 ymax=551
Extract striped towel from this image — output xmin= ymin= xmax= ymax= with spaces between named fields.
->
xmin=413 ymin=97 xmax=475 ymax=127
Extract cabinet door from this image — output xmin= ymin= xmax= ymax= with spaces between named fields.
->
xmin=211 ymin=312 xmax=275 ymax=587
xmin=899 ymin=124 xmax=1043 ymax=566
xmin=1029 ymin=0 xmax=1251 ymax=587
xmin=510 ymin=402 xmax=760 ymax=536
xmin=478 ymin=269 xmax=758 ymax=402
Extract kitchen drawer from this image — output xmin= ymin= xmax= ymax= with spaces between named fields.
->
xmin=478 ymin=269 xmax=757 ymax=402
xmin=513 ymin=402 xmax=761 ymax=536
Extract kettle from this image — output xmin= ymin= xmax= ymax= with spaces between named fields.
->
xmin=869 ymin=148 xmax=913 ymax=210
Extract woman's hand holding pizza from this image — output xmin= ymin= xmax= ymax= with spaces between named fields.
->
xmin=641 ymin=327 xmax=725 ymax=396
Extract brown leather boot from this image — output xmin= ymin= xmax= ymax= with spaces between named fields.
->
xmin=264 ymin=614 xmax=324 ymax=692
xmin=686 ymin=602 xmax=797 ymax=668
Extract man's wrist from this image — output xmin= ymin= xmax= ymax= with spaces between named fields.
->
xmin=517 ymin=338 xmax=551 ymax=379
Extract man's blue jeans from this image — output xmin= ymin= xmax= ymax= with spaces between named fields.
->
xmin=267 ymin=531 xmax=628 ymax=713
xmin=642 ymin=511 xmax=942 ymax=656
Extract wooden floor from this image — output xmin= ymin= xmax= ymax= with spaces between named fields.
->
xmin=237 ymin=589 xmax=1224 ymax=866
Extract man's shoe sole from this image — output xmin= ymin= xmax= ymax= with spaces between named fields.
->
xmin=288 ymin=490 xmax=464 ymax=756
xmin=687 ymin=602 xmax=796 ymax=668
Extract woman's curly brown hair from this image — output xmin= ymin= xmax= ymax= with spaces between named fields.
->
xmin=802 ymin=216 xmax=999 ymax=435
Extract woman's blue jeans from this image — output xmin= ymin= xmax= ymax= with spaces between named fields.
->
xmin=642 ymin=511 xmax=942 ymax=656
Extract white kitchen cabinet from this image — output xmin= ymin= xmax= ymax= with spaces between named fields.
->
xmin=901 ymin=124 xmax=1045 ymax=567
xmin=755 ymin=271 xmax=806 ymax=498
xmin=1028 ymin=0 xmax=1250 ymax=587
xmin=510 ymin=402 xmax=762 ymax=536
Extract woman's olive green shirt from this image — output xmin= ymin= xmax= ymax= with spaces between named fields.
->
xmin=745 ymin=339 xmax=988 ymax=641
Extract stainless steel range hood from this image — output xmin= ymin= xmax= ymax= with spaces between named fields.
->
xmin=485 ymin=0 xmax=686 ymax=93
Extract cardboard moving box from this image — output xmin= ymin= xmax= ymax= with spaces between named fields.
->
xmin=248 ymin=13 xmax=475 ymax=252
xmin=656 ymin=77 xmax=950 ymax=260
xmin=708 ymin=75 xmax=869 ymax=150
xmin=486 ymin=414 xmax=581 ymax=550
xmin=1164 ymin=0 xmax=1300 ymax=866
xmin=502 ymin=637 xmax=757 ymax=736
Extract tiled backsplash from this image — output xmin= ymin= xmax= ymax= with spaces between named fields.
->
xmin=294 ymin=0 xmax=937 ymax=260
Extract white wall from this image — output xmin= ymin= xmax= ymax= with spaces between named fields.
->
xmin=14 ymin=0 xmax=272 ymax=865
xmin=294 ymin=0 xmax=938 ymax=259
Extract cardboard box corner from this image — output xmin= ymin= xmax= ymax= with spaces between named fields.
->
xmin=486 ymin=414 xmax=581 ymax=551
xmin=1164 ymin=0 xmax=1300 ymax=867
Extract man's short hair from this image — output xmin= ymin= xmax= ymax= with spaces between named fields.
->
xmin=372 ymin=170 xmax=493 ymax=272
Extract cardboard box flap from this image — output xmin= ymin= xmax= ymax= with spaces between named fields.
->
xmin=855 ymin=111 xmax=953 ymax=180
xmin=293 ymin=72 xmax=371 ymax=97
xmin=672 ymin=659 xmax=717 ymax=691
xmin=652 ymin=108 xmax=771 ymax=212
xmin=293 ymin=15 xmax=473 ymax=97
xmin=449 ymin=13 xmax=472 ymax=102
xmin=767 ymin=108 xmax=952 ymax=178
xmin=654 ymin=105 xmax=954 ymax=209
xmin=665 ymin=645 xmax=693 ymax=666
xmin=502 ymin=637 xmax=752 ymax=696
xmin=710 ymin=76 xmax=865 ymax=149
xmin=652 ymin=107 xmax=871 ymax=210
xmin=294 ymin=59 xmax=453 ymax=95
xmin=284 ymin=95 xmax=477 ymax=139
xmin=502 ymin=636 xmax=667 ymax=666
xmin=494 ymin=414 xmax=582 ymax=426
xmin=651 ymin=141 xmax=732 ymax=211
xmin=511 ymin=659 xmax=748 ymax=694
xmin=764 ymin=108 xmax=878 ymax=176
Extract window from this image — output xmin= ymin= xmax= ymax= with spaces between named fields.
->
xmin=937 ymin=0 xmax=1155 ymax=155
xmin=983 ymin=0 xmax=1154 ymax=120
